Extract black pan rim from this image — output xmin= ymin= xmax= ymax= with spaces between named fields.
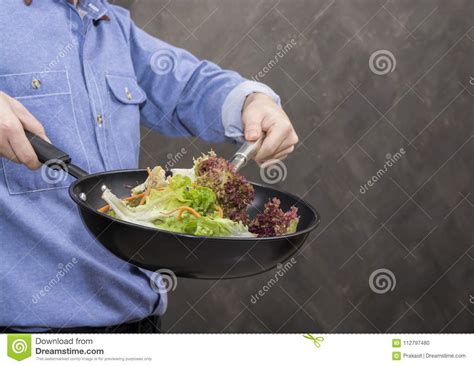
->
xmin=69 ymin=168 xmax=321 ymax=241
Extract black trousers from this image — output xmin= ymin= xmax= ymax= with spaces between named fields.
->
xmin=1 ymin=316 xmax=161 ymax=334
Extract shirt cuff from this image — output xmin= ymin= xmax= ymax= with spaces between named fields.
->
xmin=221 ymin=80 xmax=281 ymax=142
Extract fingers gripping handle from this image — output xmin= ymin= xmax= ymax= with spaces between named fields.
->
xmin=25 ymin=130 xmax=87 ymax=179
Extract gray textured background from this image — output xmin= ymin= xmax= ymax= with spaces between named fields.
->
xmin=112 ymin=0 xmax=474 ymax=332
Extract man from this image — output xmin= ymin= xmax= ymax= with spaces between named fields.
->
xmin=0 ymin=0 xmax=298 ymax=332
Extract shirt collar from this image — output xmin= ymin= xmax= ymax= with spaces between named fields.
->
xmin=63 ymin=0 xmax=109 ymax=20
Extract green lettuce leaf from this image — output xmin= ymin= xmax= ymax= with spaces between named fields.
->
xmin=287 ymin=218 xmax=299 ymax=234
xmin=101 ymin=172 xmax=255 ymax=237
xmin=154 ymin=215 xmax=254 ymax=237
xmin=144 ymin=174 xmax=217 ymax=215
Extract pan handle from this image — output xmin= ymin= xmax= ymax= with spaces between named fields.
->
xmin=25 ymin=131 xmax=88 ymax=179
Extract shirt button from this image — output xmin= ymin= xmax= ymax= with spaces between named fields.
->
xmin=31 ymin=79 xmax=41 ymax=89
xmin=96 ymin=114 xmax=103 ymax=126
xmin=125 ymin=87 xmax=132 ymax=101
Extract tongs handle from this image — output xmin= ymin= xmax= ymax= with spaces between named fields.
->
xmin=230 ymin=134 xmax=265 ymax=171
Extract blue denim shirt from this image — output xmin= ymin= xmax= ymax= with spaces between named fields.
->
xmin=0 ymin=0 xmax=279 ymax=329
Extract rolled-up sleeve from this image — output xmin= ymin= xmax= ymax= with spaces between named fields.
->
xmin=123 ymin=12 xmax=279 ymax=143
xmin=221 ymin=80 xmax=281 ymax=142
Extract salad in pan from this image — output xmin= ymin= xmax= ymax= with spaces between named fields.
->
xmin=98 ymin=152 xmax=299 ymax=238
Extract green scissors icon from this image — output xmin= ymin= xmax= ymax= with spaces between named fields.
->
xmin=303 ymin=333 xmax=324 ymax=348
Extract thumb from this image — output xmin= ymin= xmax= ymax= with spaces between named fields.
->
xmin=242 ymin=104 xmax=263 ymax=141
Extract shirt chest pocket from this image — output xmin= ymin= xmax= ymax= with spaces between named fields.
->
xmin=104 ymin=74 xmax=146 ymax=169
xmin=0 ymin=71 xmax=88 ymax=194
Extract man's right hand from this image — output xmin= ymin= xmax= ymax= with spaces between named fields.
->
xmin=0 ymin=92 xmax=49 ymax=170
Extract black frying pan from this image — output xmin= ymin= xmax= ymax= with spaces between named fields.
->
xmin=26 ymin=132 xmax=320 ymax=279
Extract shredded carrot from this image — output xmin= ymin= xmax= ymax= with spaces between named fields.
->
xmin=98 ymin=206 xmax=109 ymax=213
xmin=177 ymin=206 xmax=201 ymax=220
xmin=125 ymin=192 xmax=146 ymax=201
xmin=98 ymin=192 xmax=147 ymax=213
xmin=160 ymin=206 xmax=201 ymax=219
xmin=215 ymin=206 xmax=223 ymax=218
xmin=160 ymin=207 xmax=181 ymax=216
xmin=139 ymin=188 xmax=150 ymax=205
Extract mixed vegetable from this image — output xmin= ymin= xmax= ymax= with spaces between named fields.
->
xmin=99 ymin=152 xmax=299 ymax=238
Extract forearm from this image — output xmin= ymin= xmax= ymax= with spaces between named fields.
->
xmin=127 ymin=18 xmax=279 ymax=143
xmin=140 ymin=59 xmax=246 ymax=143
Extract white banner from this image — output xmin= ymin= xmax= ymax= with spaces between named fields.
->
xmin=0 ymin=333 xmax=472 ymax=365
